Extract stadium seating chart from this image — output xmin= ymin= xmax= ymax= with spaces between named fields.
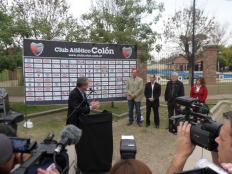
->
xmin=23 ymin=39 xmax=137 ymax=105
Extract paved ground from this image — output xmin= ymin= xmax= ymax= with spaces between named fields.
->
xmin=16 ymin=96 xmax=232 ymax=173
xmin=111 ymin=118 xmax=176 ymax=174
xmin=18 ymin=111 xmax=176 ymax=174
xmin=66 ymin=117 xmax=176 ymax=174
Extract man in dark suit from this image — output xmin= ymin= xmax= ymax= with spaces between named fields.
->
xmin=66 ymin=77 xmax=99 ymax=128
xmin=165 ymin=72 xmax=185 ymax=133
xmin=144 ymin=74 xmax=161 ymax=128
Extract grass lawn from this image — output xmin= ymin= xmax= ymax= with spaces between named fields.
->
xmin=10 ymin=102 xmax=65 ymax=115
xmin=99 ymin=101 xmax=145 ymax=115
xmin=17 ymin=106 xmax=169 ymax=141
xmin=16 ymin=99 xmax=220 ymax=142
xmin=10 ymin=101 xmax=143 ymax=115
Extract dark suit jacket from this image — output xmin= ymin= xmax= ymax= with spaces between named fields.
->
xmin=144 ymin=82 xmax=161 ymax=104
xmin=66 ymin=88 xmax=90 ymax=127
xmin=164 ymin=80 xmax=185 ymax=103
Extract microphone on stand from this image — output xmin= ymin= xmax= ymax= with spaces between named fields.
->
xmin=89 ymin=87 xmax=96 ymax=93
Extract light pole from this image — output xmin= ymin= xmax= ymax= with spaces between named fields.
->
xmin=191 ymin=0 xmax=196 ymax=86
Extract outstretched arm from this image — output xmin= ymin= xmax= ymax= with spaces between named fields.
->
xmin=166 ymin=122 xmax=195 ymax=174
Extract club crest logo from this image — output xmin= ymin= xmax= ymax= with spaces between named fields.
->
xmin=122 ymin=47 xmax=132 ymax=58
xmin=30 ymin=42 xmax=44 ymax=56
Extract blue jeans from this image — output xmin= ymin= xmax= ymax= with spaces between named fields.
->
xmin=128 ymin=100 xmax=142 ymax=123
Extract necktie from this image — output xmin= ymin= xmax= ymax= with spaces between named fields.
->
xmin=152 ymin=83 xmax=154 ymax=98
xmin=82 ymin=92 xmax=86 ymax=99
xmin=171 ymin=82 xmax=175 ymax=97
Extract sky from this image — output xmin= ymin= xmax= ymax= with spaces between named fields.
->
xmin=66 ymin=0 xmax=232 ymax=56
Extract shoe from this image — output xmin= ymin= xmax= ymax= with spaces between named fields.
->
xmin=127 ymin=122 xmax=133 ymax=126
xmin=138 ymin=123 xmax=142 ymax=127
xmin=146 ymin=124 xmax=150 ymax=127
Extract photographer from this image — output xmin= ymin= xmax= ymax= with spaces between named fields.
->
xmin=166 ymin=115 xmax=232 ymax=174
xmin=0 ymin=134 xmax=30 ymax=174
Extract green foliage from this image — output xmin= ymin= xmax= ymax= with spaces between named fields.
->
xmin=0 ymin=0 xmax=75 ymax=72
xmin=12 ymin=0 xmax=71 ymax=40
xmin=0 ymin=10 xmax=14 ymax=48
xmin=0 ymin=1 xmax=31 ymax=72
xmin=219 ymin=46 xmax=232 ymax=67
xmin=81 ymin=0 xmax=164 ymax=62
xmin=64 ymin=17 xmax=89 ymax=42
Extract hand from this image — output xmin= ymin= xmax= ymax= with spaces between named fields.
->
xmin=149 ymin=98 xmax=154 ymax=102
xmin=165 ymin=122 xmax=195 ymax=174
xmin=91 ymin=101 xmax=100 ymax=110
xmin=221 ymin=163 xmax=232 ymax=173
xmin=175 ymin=121 xmax=195 ymax=159
xmin=131 ymin=95 xmax=136 ymax=99
xmin=37 ymin=168 xmax=58 ymax=174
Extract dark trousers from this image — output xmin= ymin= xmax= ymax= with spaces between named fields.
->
xmin=146 ymin=100 xmax=159 ymax=126
xmin=167 ymin=102 xmax=180 ymax=132
xmin=128 ymin=100 xmax=141 ymax=123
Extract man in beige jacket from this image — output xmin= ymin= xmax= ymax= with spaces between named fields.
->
xmin=126 ymin=69 xmax=144 ymax=127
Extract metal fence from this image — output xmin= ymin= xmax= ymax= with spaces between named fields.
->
xmin=0 ymin=68 xmax=23 ymax=88
xmin=147 ymin=55 xmax=232 ymax=96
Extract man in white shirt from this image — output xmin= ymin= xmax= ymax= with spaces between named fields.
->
xmin=144 ymin=75 xmax=161 ymax=128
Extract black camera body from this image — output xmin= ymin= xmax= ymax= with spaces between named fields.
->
xmin=171 ymin=96 xmax=222 ymax=152
xmin=11 ymin=133 xmax=69 ymax=174
xmin=120 ymin=135 xmax=137 ymax=160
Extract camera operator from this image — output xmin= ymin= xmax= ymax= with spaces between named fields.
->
xmin=165 ymin=115 xmax=232 ymax=174
xmin=0 ymin=133 xmax=30 ymax=174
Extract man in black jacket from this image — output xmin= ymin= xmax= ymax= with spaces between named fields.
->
xmin=144 ymin=74 xmax=161 ymax=128
xmin=66 ymin=77 xmax=99 ymax=128
xmin=165 ymin=72 xmax=184 ymax=133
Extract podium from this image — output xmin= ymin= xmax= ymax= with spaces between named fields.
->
xmin=77 ymin=110 xmax=113 ymax=173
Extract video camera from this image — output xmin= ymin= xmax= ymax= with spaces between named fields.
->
xmin=170 ymin=96 xmax=222 ymax=152
xmin=11 ymin=124 xmax=82 ymax=174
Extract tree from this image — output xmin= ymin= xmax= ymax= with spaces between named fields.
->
xmin=64 ymin=17 xmax=88 ymax=42
xmin=219 ymin=46 xmax=232 ymax=67
xmin=81 ymin=0 xmax=164 ymax=61
xmin=12 ymin=0 xmax=72 ymax=40
xmin=0 ymin=0 xmax=79 ymax=71
xmin=0 ymin=2 xmax=31 ymax=71
xmin=210 ymin=23 xmax=232 ymax=46
xmin=163 ymin=7 xmax=216 ymax=62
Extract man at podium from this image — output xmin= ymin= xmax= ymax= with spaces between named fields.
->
xmin=66 ymin=77 xmax=99 ymax=127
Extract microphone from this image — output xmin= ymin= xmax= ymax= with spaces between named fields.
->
xmin=54 ymin=124 xmax=82 ymax=153
xmin=89 ymin=87 xmax=95 ymax=93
